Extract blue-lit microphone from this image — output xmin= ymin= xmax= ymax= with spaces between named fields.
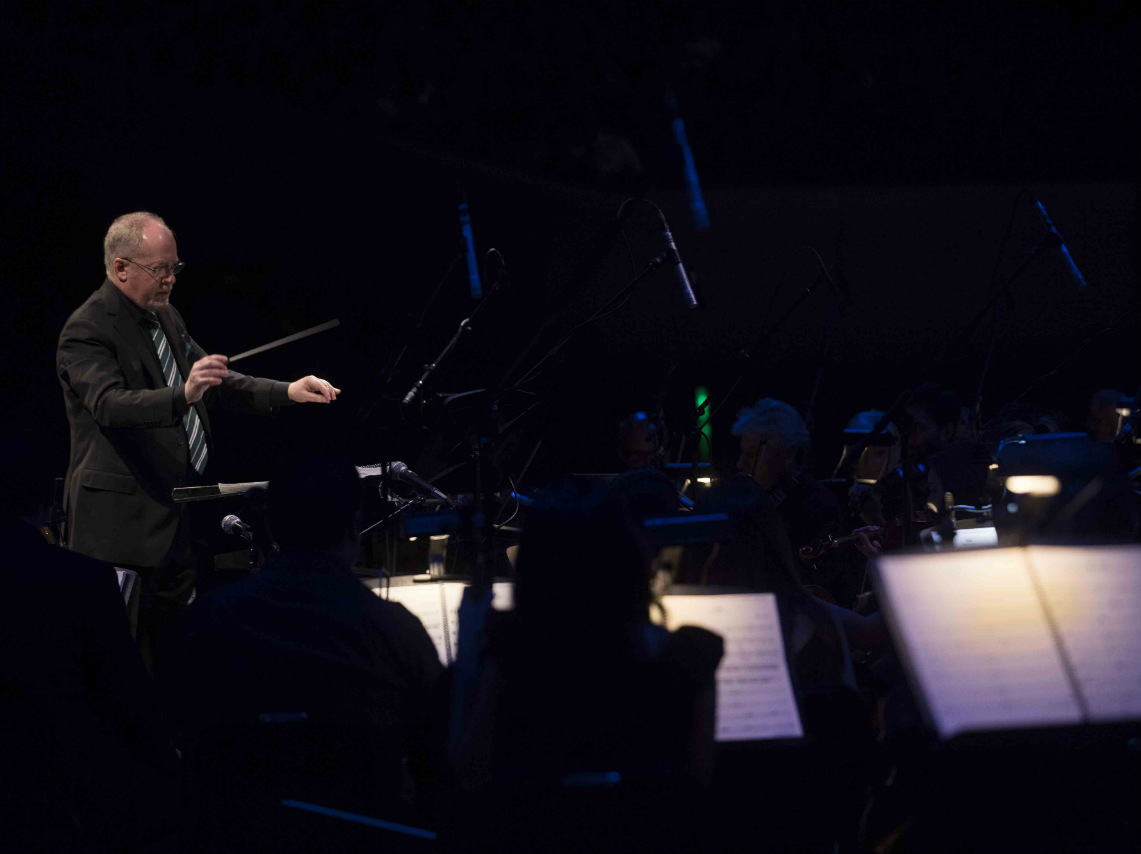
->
xmin=1032 ymin=193 xmax=1087 ymax=288
xmin=457 ymin=186 xmax=483 ymax=299
xmin=666 ymin=89 xmax=711 ymax=230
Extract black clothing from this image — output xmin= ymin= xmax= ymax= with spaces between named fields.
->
xmin=167 ymin=549 xmax=446 ymax=829
xmin=0 ymin=519 xmax=180 ymax=852
xmin=691 ymin=472 xmax=802 ymax=590
xmin=57 ymin=279 xmax=290 ymax=568
xmin=485 ymin=614 xmax=722 ymax=779
xmin=925 ymin=439 xmax=991 ymax=509
xmin=447 ymin=609 xmax=722 ymax=851
xmin=768 ymin=469 xmax=842 ymax=557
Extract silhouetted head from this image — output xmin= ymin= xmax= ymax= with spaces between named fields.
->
xmin=905 ymin=383 xmax=963 ymax=458
xmin=617 ymin=411 xmax=662 ymax=470
xmin=269 ymin=452 xmax=362 ymax=555
xmin=515 ymin=482 xmax=652 ymax=633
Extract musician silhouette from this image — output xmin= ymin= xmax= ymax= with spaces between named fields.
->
xmin=448 ymin=485 xmax=722 ymax=851
xmin=165 ymin=451 xmax=445 ymax=851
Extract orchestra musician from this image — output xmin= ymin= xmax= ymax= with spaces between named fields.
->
xmin=731 ymin=397 xmax=842 ymax=564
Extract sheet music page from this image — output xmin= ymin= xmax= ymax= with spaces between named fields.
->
xmin=1027 ymin=544 xmax=1141 ymax=722
xmin=875 ymin=549 xmax=1082 ymax=739
xmin=376 ymin=581 xmax=516 ymax=665
xmin=376 ymin=583 xmax=464 ymax=665
xmin=661 ymin=593 xmax=803 ymax=742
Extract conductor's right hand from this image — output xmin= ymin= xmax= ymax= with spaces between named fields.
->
xmin=185 ymin=354 xmax=229 ymax=404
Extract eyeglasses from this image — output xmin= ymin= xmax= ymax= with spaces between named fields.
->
xmin=123 ymin=258 xmax=185 ymax=280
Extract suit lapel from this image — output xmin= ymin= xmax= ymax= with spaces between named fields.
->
xmin=103 ymin=281 xmax=166 ymax=390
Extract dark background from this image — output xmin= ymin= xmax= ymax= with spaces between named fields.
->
xmin=3 ymin=0 xmax=1138 ymax=502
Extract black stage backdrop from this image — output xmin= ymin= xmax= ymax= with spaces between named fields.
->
xmin=2 ymin=1 xmax=1138 ymax=510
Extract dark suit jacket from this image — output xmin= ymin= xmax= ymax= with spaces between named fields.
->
xmin=57 ymin=279 xmax=291 ymax=566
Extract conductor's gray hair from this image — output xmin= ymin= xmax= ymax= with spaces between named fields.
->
xmin=103 ymin=212 xmax=170 ymax=276
xmin=731 ymin=397 xmax=811 ymax=449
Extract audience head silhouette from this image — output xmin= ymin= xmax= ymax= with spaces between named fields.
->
xmin=269 ymin=451 xmax=361 ymax=553
xmin=515 ymin=483 xmax=653 ymax=632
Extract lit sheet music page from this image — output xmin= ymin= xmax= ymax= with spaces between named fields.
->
xmin=376 ymin=582 xmax=464 ymax=665
xmin=662 ymin=593 xmax=803 ymax=741
xmin=875 ymin=549 xmax=1082 ymax=739
xmin=1027 ymin=544 xmax=1141 ymax=723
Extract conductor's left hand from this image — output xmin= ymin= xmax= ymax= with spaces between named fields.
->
xmin=287 ymin=375 xmax=341 ymax=403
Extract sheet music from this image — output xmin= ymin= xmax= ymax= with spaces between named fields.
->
xmin=662 ymin=593 xmax=803 ymax=742
xmin=376 ymin=582 xmax=465 ymax=665
xmin=1027 ymin=545 xmax=1141 ymax=722
xmin=875 ymin=549 xmax=1082 ymax=739
xmin=373 ymin=581 xmax=515 ymax=665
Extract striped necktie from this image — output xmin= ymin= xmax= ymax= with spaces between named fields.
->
xmin=148 ymin=320 xmax=209 ymax=474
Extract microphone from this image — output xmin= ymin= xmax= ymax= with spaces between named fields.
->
xmin=458 ymin=186 xmax=483 ymax=299
xmin=1032 ymin=194 xmax=1087 ymax=288
xmin=389 ymin=461 xmax=453 ymax=504
xmin=221 ymin=514 xmax=254 ymax=543
xmin=660 ymin=215 xmax=698 ymax=308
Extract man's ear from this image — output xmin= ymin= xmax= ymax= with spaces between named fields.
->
xmin=111 ymin=258 xmax=129 ymax=282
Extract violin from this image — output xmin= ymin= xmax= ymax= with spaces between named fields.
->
xmin=798 ymin=527 xmax=885 ymax=561
xmin=798 ymin=501 xmax=939 ymax=560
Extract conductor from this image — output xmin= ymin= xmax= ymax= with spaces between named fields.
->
xmin=56 ymin=211 xmax=340 ymax=668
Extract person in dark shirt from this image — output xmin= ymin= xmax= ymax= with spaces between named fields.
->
xmin=166 ymin=452 xmax=445 ymax=847
xmin=905 ymin=382 xmax=991 ymax=509
xmin=447 ymin=486 xmax=723 ymax=851
xmin=732 ymin=397 xmax=841 ymax=554
xmin=693 ymin=397 xmax=839 ymax=591
xmin=0 ymin=430 xmax=180 ymax=853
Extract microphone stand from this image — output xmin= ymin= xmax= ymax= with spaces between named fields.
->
xmin=821 ymin=203 xmax=1067 ymax=543
xmin=504 ymin=251 xmax=673 ymax=391
xmin=438 ymin=384 xmax=539 ymax=597
xmin=399 ymin=260 xmax=508 ymax=594
xmin=954 ymin=230 xmax=1059 ymax=431
xmin=358 ymin=252 xmax=462 ymax=429
xmin=474 ymin=249 xmax=676 ymax=519
xmin=383 ymin=252 xmax=461 ymax=388
xmin=402 ymin=266 xmax=502 ymax=408
xmin=244 ymin=531 xmax=260 ymax=571
xmin=802 ymin=255 xmax=852 ymax=436
xmin=681 ymin=268 xmax=835 ymax=493
xmin=484 ymin=252 xmax=674 ymax=514
xmin=832 ymin=230 xmax=1058 ymax=546
xmin=467 ymin=412 xmax=494 ymax=598
xmin=358 ymin=494 xmax=423 ymax=538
